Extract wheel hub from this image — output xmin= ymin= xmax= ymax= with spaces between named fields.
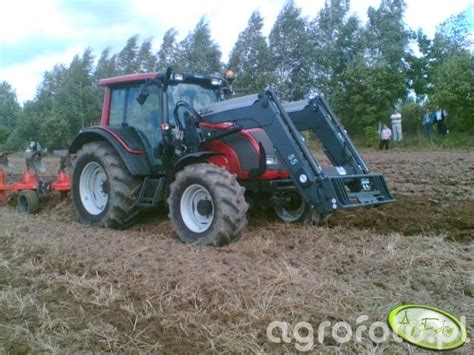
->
xmin=79 ymin=161 xmax=109 ymax=215
xmin=180 ymin=184 xmax=214 ymax=233
xmin=197 ymin=199 xmax=213 ymax=216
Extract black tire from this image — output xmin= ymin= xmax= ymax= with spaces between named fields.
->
xmin=273 ymin=192 xmax=306 ymax=223
xmin=168 ymin=163 xmax=248 ymax=246
xmin=17 ymin=190 xmax=40 ymax=214
xmin=71 ymin=142 xmax=141 ymax=229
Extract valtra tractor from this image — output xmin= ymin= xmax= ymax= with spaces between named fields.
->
xmin=68 ymin=68 xmax=394 ymax=246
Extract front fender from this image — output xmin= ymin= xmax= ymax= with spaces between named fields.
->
xmin=69 ymin=126 xmax=151 ymax=176
xmin=172 ymin=151 xmax=219 ymax=175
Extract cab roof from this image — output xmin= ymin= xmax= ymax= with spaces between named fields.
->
xmin=98 ymin=73 xmax=159 ymax=87
xmin=98 ymin=72 xmax=225 ymax=88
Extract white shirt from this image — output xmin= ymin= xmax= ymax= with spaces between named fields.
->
xmin=390 ymin=112 xmax=402 ymax=123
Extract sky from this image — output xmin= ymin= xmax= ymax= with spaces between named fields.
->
xmin=0 ymin=0 xmax=473 ymax=104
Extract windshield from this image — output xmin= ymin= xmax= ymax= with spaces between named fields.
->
xmin=167 ymin=83 xmax=219 ymax=118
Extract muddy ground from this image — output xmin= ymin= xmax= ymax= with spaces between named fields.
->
xmin=0 ymin=149 xmax=473 ymax=353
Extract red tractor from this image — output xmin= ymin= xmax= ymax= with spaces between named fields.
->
xmin=69 ymin=68 xmax=394 ymax=246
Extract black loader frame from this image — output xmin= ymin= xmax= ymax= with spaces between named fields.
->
xmin=196 ymin=91 xmax=394 ymax=216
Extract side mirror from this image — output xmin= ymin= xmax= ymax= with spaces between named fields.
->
xmin=137 ymin=84 xmax=149 ymax=105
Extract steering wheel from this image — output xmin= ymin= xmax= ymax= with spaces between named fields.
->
xmin=173 ymin=100 xmax=201 ymax=130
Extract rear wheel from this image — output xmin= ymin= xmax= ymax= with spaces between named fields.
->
xmin=168 ymin=163 xmax=248 ymax=246
xmin=71 ymin=142 xmax=141 ymax=229
xmin=17 ymin=190 xmax=40 ymax=214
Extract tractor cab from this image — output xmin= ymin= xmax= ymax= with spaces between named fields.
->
xmin=96 ymin=71 xmax=225 ymax=170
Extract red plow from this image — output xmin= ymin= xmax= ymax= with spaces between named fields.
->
xmin=0 ymin=151 xmax=71 ymax=213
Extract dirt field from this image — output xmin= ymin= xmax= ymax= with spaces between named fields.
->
xmin=0 ymin=149 xmax=473 ymax=353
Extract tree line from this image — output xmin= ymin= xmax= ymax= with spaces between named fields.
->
xmin=0 ymin=0 xmax=472 ymax=151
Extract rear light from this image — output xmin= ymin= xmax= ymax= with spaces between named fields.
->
xmin=160 ymin=123 xmax=170 ymax=131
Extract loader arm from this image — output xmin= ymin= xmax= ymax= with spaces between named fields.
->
xmin=200 ymin=91 xmax=394 ymax=215
xmin=284 ymin=96 xmax=369 ymax=175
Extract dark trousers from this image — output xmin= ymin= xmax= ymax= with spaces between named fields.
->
xmin=437 ymin=120 xmax=447 ymax=136
xmin=379 ymin=139 xmax=389 ymax=150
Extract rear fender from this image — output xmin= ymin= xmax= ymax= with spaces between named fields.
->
xmin=69 ymin=126 xmax=151 ymax=176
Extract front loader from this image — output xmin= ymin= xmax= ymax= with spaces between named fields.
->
xmin=69 ymin=68 xmax=394 ymax=246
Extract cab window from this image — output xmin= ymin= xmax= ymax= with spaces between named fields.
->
xmin=126 ymin=85 xmax=161 ymax=135
xmin=109 ymin=88 xmax=126 ymax=125
xmin=109 ymin=85 xmax=162 ymax=148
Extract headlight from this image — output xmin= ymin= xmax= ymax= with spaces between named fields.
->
xmin=266 ymin=155 xmax=278 ymax=166
xmin=211 ymin=78 xmax=223 ymax=86
xmin=172 ymin=73 xmax=184 ymax=81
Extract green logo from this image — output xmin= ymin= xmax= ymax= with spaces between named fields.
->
xmin=388 ymin=304 xmax=467 ymax=350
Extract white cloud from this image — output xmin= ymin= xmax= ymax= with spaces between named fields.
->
xmin=0 ymin=0 xmax=68 ymax=42
xmin=404 ymin=0 xmax=472 ymax=37
xmin=0 ymin=45 xmax=86 ymax=104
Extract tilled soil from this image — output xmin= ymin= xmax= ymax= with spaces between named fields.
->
xmin=0 ymin=149 xmax=472 ymax=353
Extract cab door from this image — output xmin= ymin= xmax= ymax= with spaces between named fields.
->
xmin=109 ymin=84 xmax=163 ymax=170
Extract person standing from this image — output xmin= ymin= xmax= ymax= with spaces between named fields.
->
xmin=435 ymin=108 xmax=448 ymax=137
xmin=421 ymin=109 xmax=434 ymax=139
xmin=390 ymin=109 xmax=402 ymax=142
xmin=379 ymin=123 xmax=392 ymax=150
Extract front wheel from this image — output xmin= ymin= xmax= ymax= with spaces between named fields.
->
xmin=168 ymin=163 xmax=248 ymax=246
xmin=71 ymin=142 xmax=141 ymax=229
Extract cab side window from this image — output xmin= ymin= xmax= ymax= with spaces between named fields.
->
xmin=109 ymin=85 xmax=162 ymax=150
xmin=109 ymin=88 xmax=126 ymax=125
xmin=125 ymin=85 xmax=161 ymax=133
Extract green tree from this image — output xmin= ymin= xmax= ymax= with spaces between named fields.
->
xmin=12 ymin=49 xmax=100 ymax=150
xmin=365 ymin=0 xmax=409 ymax=70
xmin=137 ymin=38 xmax=157 ymax=73
xmin=310 ymin=0 xmax=364 ymax=114
xmin=95 ymin=48 xmax=118 ymax=80
xmin=52 ymin=49 xmax=97 ymax=134
xmin=176 ymin=19 xmax=222 ymax=74
xmin=157 ymin=29 xmax=179 ymax=71
xmin=269 ymin=1 xmax=312 ymax=100
xmin=431 ymin=53 xmax=474 ymax=133
xmin=6 ymin=101 xmax=43 ymax=150
xmin=432 ymin=10 xmax=472 ymax=58
xmin=428 ymin=10 xmax=474 ymax=133
xmin=0 ymin=81 xmax=20 ymax=145
xmin=117 ymin=35 xmax=140 ymax=74
xmin=228 ymin=10 xmax=274 ymax=92
xmin=336 ymin=0 xmax=409 ymax=135
xmin=340 ymin=61 xmax=405 ymax=134
xmin=405 ymin=29 xmax=432 ymax=99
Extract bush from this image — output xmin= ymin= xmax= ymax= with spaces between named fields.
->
xmin=364 ymin=126 xmax=379 ymax=147
xmin=0 ymin=125 xmax=11 ymax=146
xmin=400 ymin=101 xmax=424 ymax=135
